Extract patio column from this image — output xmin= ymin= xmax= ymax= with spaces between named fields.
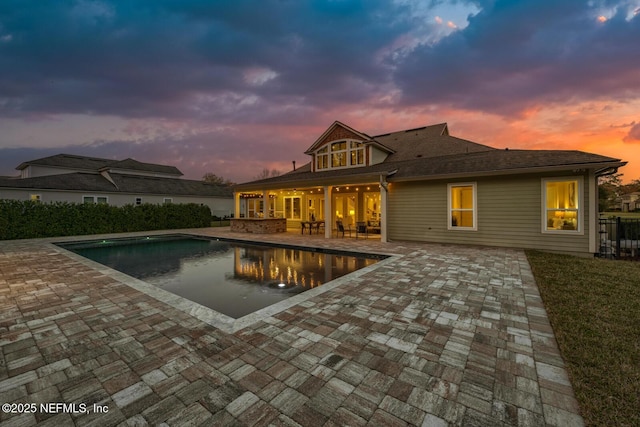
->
xmin=234 ymin=192 xmax=241 ymax=218
xmin=380 ymin=180 xmax=388 ymax=243
xmin=262 ymin=190 xmax=269 ymax=218
xmin=324 ymin=186 xmax=332 ymax=238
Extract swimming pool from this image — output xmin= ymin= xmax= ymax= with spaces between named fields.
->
xmin=57 ymin=235 xmax=385 ymax=319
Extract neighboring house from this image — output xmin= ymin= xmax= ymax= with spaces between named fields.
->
xmin=233 ymin=121 xmax=626 ymax=256
xmin=0 ymin=154 xmax=233 ymax=217
xmin=621 ymin=192 xmax=640 ymax=212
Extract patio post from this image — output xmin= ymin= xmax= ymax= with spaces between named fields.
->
xmin=234 ymin=192 xmax=241 ymax=218
xmin=262 ymin=190 xmax=268 ymax=218
xmin=380 ymin=176 xmax=388 ymax=243
xmin=324 ymin=185 xmax=332 ymax=238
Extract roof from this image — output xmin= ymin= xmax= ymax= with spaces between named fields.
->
xmin=235 ymin=121 xmax=625 ymax=190
xmin=0 ymin=173 xmax=233 ymax=198
xmin=16 ymin=154 xmax=183 ymax=176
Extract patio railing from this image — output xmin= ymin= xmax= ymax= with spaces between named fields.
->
xmin=598 ymin=216 xmax=640 ymax=260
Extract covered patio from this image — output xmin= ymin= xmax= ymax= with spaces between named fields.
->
xmin=232 ymin=179 xmax=388 ymax=241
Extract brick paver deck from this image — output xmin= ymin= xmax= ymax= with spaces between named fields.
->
xmin=0 ymin=228 xmax=583 ymax=426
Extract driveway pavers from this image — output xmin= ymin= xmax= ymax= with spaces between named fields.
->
xmin=0 ymin=228 xmax=583 ymax=426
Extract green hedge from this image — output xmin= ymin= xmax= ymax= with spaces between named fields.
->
xmin=0 ymin=200 xmax=212 ymax=240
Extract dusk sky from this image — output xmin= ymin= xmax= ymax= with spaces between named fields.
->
xmin=1 ymin=0 xmax=639 ymax=183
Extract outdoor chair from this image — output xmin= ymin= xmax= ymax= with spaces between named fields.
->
xmin=336 ymin=220 xmax=351 ymax=238
xmin=301 ymin=222 xmax=309 ymax=234
xmin=355 ymin=221 xmax=368 ymax=239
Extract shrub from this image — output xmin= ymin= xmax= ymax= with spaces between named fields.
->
xmin=0 ymin=200 xmax=211 ymax=240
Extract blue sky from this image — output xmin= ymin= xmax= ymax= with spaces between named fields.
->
xmin=1 ymin=0 xmax=639 ymax=182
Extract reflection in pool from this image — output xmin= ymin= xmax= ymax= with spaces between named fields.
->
xmin=58 ymin=235 xmax=383 ymax=319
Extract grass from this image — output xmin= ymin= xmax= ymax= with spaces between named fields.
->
xmin=526 ymin=251 xmax=640 ymax=427
xmin=602 ymin=211 xmax=640 ymax=219
xmin=210 ymin=219 xmax=231 ymax=227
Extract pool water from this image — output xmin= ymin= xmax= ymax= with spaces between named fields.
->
xmin=58 ymin=235 xmax=382 ymax=319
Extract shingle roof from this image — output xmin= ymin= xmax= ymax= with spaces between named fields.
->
xmin=100 ymin=158 xmax=182 ymax=176
xmin=235 ymin=122 xmax=625 ymax=190
xmin=16 ymin=154 xmax=183 ymax=176
xmin=16 ymin=154 xmax=112 ymax=171
xmin=235 ymin=148 xmax=624 ymax=190
xmin=0 ymin=173 xmax=233 ymax=197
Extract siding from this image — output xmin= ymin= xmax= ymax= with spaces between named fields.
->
xmin=387 ymin=172 xmax=593 ymax=256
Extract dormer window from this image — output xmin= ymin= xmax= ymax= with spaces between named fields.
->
xmin=316 ymin=140 xmax=365 ymax=171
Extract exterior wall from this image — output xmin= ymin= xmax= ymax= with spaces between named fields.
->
xmin=387 ymin=172 xmax=593 ymax=256
xmin=319 ymin=127 xmax=364 ymax=147
xmin=0 ymin=188 xmax=233 ymax=217
xmin=370 ymin=146 xmax=388 ymax=165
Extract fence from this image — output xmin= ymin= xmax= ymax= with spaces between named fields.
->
xmin=598 ymin=216 xmax=640 ymax=260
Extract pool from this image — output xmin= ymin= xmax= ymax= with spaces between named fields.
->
xmin=57 ymin=235 xmax=385 ymax=319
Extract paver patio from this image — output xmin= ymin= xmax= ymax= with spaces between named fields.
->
xmin=0 ymin=228 xmax=583 ymax=426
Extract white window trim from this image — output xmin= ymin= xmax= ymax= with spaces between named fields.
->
xmin=163 ymin=198 xmax=173 ymax=204
xmin=541 ymin=177 xmax=584 ymax=235
xmin=447 ymin=182 xmax=478 ymax=231
xmin=83 ymin=195 xmax=109 ymax=204
xmin=314 ymin=139 xmax=366 ymax=171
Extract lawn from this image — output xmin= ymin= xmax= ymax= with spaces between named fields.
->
xmin=526 ymin=251 xmax=640 ymax=427
xmin=602 ymin=211 xmax=640 ymax=219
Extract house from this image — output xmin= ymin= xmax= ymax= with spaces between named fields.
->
xmin=621 ymin=192 xmax=640 ymax=212
xmin=0 ymin=154 xmax=233 ymax=217
xmin=232 ymin=121 xmax=626 ymax=256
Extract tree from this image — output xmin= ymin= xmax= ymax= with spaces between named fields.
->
xmin=202 ymin=173 xmax=235 ymax=186
xmin=253 ymin=168 xmax=281 ymax=180
xmin=598 ymin=173 xmax=622 ymax=212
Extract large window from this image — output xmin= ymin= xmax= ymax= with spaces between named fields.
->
xmin=543 ymin=178 xmax=581 ymax=232
xmin=448 ymin=183 xmax=477 ymax=230
xmin=284 ymin=196 xmax=301 ymax=220
xmin=315 ymin=140 xmax=365 ymax=171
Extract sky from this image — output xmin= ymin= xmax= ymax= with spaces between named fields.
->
xmin=1 ymin=0 xmax=639 ymax=183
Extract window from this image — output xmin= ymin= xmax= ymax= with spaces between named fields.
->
xmin=350 ymin=141 xmax=364 ymax=166
xmin=163 ymin=198 xmax=172 ymax=204
xmin=284 ymin=196 xmax=301 ymax=220
xmin=316 ymin=146 xmax=328 ymax=170
xmin=331 ymin=141 xmax=347 ymax=167
xmin=83 ymin=196 xmax=108 ymax=204
xmin=30 ymin=194 xmax=41 ymax=203
xmin=543 ymin=178 xmax=581 ymax=232
xmin=135 ymin=197 xmax=142 ymax=206
xmin=315 ymin=140 xmax=365 ymax=170
xmin=448 ymin=183 xmax=477 ymax=230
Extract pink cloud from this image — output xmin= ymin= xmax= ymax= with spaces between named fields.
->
xmin=623 ymin=122 xmax=640 ymax=143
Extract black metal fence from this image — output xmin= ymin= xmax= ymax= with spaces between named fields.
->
xmin=598 ymin=217 xmax=640 ymax=260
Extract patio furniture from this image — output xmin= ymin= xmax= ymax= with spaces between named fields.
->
xmin=356 ymin=221 xmax=368 ymax=239
xmin=301 ymin=221 xmax=309 ymax=234
xmin=336 ymin=220 xmax=351 ymax=238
